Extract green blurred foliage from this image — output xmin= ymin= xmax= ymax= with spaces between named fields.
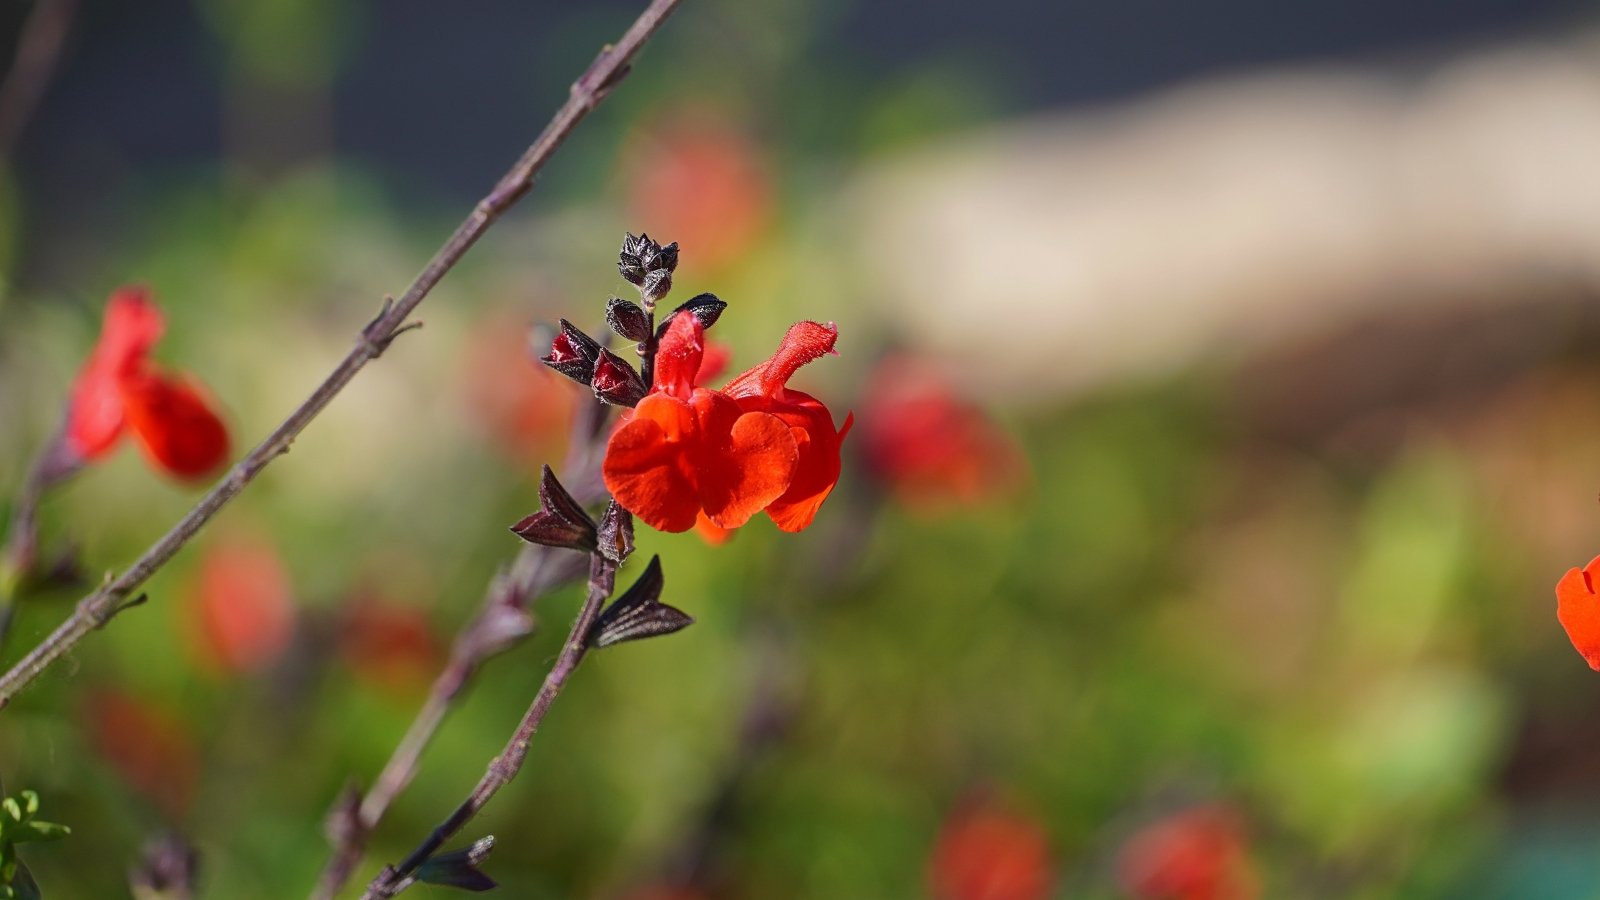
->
xmin=0 ymin=2 xmax=1597 ymax=899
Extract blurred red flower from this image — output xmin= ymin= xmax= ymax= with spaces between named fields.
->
xmin=604 ymin=315 xmax=848 ymax=533
xmin=65 ymin=286 xmax=230 ymax=481
xmin=461 ymin=312 xmax=577 ymax=467
xmin=625 ymin=110 xmax=772 ymax=273
xmin=1116 ymin=807 xmax=1258 ymax=900
xmin=859 ymin=355 xmax=1023 ymax=509
xmin=1557 ymin=555 xmax=1600 ymax=669
xmin=83 ymin=690 xmax=200 ymax=818
xmin=338 ymin=594 xmax=446 ymax=695
xmin=187 ymin=536 xmax=296 ymax=676
xmin=928 ymin=798 xmax=1054 ymax=900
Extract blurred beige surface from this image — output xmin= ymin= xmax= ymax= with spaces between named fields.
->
xmin=849 ymin=38 xmax=1600 ymax=401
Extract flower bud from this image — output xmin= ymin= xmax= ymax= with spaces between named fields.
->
xmin=655 ymin=293 xmax=726 ymax=337
xmin=591 ymin=348 xmax=648 ymax=407
xmin=596 ymin=500 xmax=635 ymax=565
xmin=539 ymin=320 xmax=602 ymax=384
xmin=605 ymin=297 xmax=653 ymax=343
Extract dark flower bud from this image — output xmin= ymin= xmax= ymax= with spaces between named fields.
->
xmin=591 ymin=348 xmax=648 ymax=407
xmin=618 ymin=255 xmax=646 ymax=287
xmin=510 ymin=465 xmax=598 ymax=552
xmin=650 ymin=241 xmax=680 ymax=273
xmin=539 ymin=319 xmax=602 ymax=384
xmin=641 ymin=269 xmax=673 ymax=306
xmin=416 ymin=835 xmax=497 ymax=892
xmin=596 ymin=501 xmax=635 ymax=565
xmin=588 ymin=556 xmax=694 ymax=649
xmin=655 ymin=293 xmax=727 ymax=337
xmin=619 ymin=233 xmax=679 ymax=294
xmin=604 ymin=297 xmax=652 ymax=343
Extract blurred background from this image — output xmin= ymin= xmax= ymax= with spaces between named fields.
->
xmin=1 ymin=0 xmax=1600 ymax=897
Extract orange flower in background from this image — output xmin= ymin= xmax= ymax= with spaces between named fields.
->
xmin=859 ymin=354 xmax=1023 ymax=509
xmin=723 ymin=321 xmax=853 ymax=532
xmin=65 ymin=287 xmax=230 ymax=481
xmin=83 ymin=690 xmax=200 ymax=818
xmin=604 ymin=314 xmax=847 ymax=533
xmin=929 ymin=797 xmax=1054 ymax=900
xmin=187 ymin=536 xmax=296 ymax=675
xmin=338 ymin=595 xmax=446 ymax=695
xmin=461 ymin=311 xmax=576 ymax=466
xmin=625 ymin=110 xmax=772 ymax=273
xmin=1117 ymin=807 xmax=1258 ymax=900
xmin=1557 ymin=555 xmax=1600 ymax=669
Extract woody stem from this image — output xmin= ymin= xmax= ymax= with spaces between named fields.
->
xmin=309 ymin=400 xmax=610 ymax=900
xmin=0 ymin=0 xmax=683 ymax=711
xmin=357 ymin=551 xmax=617 ymax=899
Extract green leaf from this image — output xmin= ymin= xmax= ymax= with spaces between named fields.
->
xmin=10 ymin=823 xmax=67 ymax=846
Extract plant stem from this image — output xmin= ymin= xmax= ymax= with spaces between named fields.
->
xmin=0 ymin=0 xmax=683 ymax=711
xmin=358 ymin=552 xmax=617 ymax=900
xmin=308 ymin=545 xmax=573 ymax=900
xmin=0 ymin=0 xmax=78 ymax=155
xmin=311 ymin=399 xmax=610 ymax=900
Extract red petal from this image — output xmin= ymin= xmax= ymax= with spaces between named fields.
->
xmin=690 ymin=390 xmax=797 ymax=529
xmin=696 ymin=341 xmax=732 ymax=384
xmin=603 ymin=394 xmax=701 ymax=532
xmin=723 ymin=320 xmax=838 ymax=399
xmin=119 ymin=372 xmax=231 ymax=481
xmin=653 ymin=312 xmax=706 ymax=400
xmin=64 ymin=288 xmax=166 ymax=460
xmin=693 ymin=511 xmax=736 ymax=546
xmin=189 ymin=537 xmax=296 ymax=675
xmin=1557 ymin=556 xmax=1600 ymax=670
xmin=729 ymin=388 xmax=847 ymax=532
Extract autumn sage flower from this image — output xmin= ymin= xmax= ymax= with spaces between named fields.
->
xmin=1556 ymin=555 xmax=1600 ymax=669
xmin=65 ymin=287 xmax=230 ymax=481
xmin=603 ymin=313 xmax=849 ymax=533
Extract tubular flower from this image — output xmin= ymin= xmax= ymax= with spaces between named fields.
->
xmin=65 ymin=287 xmax=230 ymax=481
xmin=722 ymin=320 xmax=853 ymax=532
xmin=1557 ymin=555 xmax=1600 ymax=669
xmin=603 ymin=314 xmax=799 ymax=532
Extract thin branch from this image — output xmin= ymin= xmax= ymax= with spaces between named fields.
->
xmin=0 ymin=0 xmax=683 ymax=710
xmin=0 ymin=433 xmax=79 ymax=645
xmin=309 ymin=544 xmax=573 ymax=900
xmin=311 ymin=397 xmax=610 ymax=900
xmin=359 ymin=551 xmax=617 ymax=899
xmin=0 ymin=0 xmax=77 ymax=155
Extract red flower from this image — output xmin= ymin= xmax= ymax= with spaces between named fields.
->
xmin=859 ymin=354 xmax=1022 ymax=509
xmin=83 ymin=689 xmax=200 ymax=818
xmin=722 ymin=321 xmax=853 ymax=532
xmin=1117 ymin=807 xmax=1258 ymax=900
xmin=928 ymin=798 xmax=1054 ymax=900
xmin=338 ymin=594 xmax=445 ymax=695
xmin=624 ymin=109 xmax=772 ymax=273
xmin=603 ymin=314 xmax=848 ymax=533
xmin=461 ymin=311 xmax=576 ymax=467
xmin=1557 ymin=555 xmax=1600 ymax=669
xmin=187 ymin=536 xmax=296 ymax=675
xmin=65 ymin=287 xmax=230 ymax=481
